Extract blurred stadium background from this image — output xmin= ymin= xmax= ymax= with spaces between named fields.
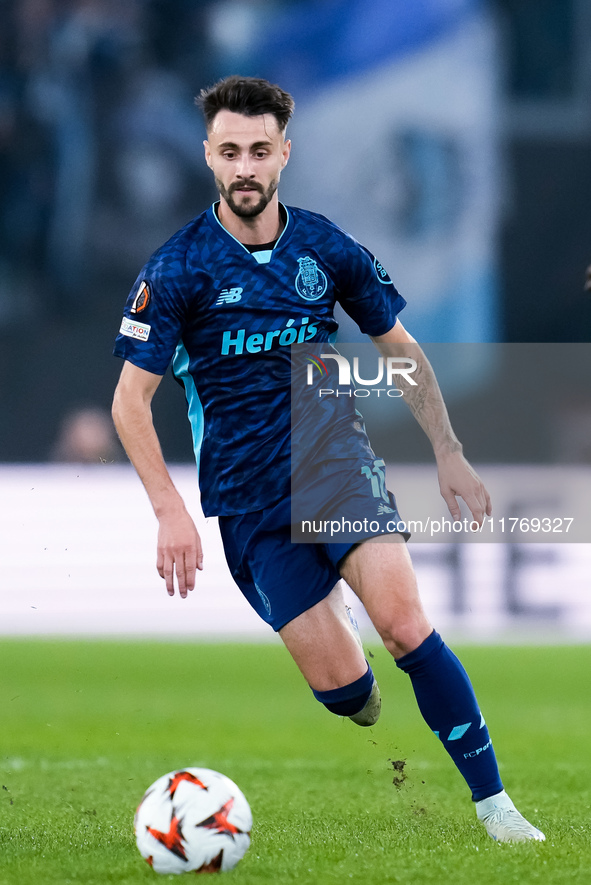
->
xmin=0 ymin=0 xmax=590 ymax=640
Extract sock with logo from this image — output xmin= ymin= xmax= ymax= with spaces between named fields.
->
xmin=311 ymin=663 xmax=375 ymax=715
xmin=396 ymin=630 xmax=503 ymax=801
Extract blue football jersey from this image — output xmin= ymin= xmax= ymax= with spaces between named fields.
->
xmin=113 ymin=203 xmax=406 ymax=516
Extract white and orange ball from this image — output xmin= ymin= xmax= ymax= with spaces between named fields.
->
xmin=134 ymin=768 xmax=252 ymax=875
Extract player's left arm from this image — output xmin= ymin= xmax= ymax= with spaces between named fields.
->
xmin=370 ymin=320 xmax=492 ymax=525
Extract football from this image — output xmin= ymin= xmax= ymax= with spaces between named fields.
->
xmin=134 ymin=767 xmax=252 ymax=874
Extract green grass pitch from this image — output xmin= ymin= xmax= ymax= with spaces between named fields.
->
xmin=0 ymin=638 xmax=589 ymax=884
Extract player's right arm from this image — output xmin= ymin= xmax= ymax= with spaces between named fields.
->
xmin=371 ymin=320 xmax=491 ymax=526
xmin=112 ymin=360 xmax=203 ymax=598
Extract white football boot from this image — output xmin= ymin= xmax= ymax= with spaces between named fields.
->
xmin=345 ymin=605 xmax=381 ymax=727
xmin=475 ymin=790 xmax=546 ymax=842
xmin=348 ymin=680 xmax=381 ymax=727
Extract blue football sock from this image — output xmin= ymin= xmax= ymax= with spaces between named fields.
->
xmin=312 ymin=663 xmax=375 ymax=716
xmin=396 ymin=630 xmax=503 ymax=801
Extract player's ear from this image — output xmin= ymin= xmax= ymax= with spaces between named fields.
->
xmin=203 ymin=139 xmax=212 ymax=169
xmin=281 ymin=138 xmax=291 ymax=169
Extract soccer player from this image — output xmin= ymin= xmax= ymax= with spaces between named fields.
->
xmin=112 ymin=76 xmax=544 ymax=842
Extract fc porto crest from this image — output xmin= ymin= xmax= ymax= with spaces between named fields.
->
xmin=295 ymin=256 xmax=328 ymax=302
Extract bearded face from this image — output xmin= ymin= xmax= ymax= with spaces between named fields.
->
xmin=214 ymin=176 xmax=279 ymax=219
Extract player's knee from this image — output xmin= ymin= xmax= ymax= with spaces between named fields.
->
xmin=375 ymin=613 xmax=432 ymax=660
xmin=311 ymin=662 xmax=378 ymax=722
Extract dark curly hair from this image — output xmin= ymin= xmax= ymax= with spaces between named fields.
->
xmin=196 ymin=75 xmax=294 ymax=132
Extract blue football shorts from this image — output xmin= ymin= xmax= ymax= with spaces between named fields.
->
xmin=218 ymin=457 xmax=409 ymax=631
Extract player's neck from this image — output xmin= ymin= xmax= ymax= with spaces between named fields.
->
xmin=216 ymin=196 xmax=284 ymax=246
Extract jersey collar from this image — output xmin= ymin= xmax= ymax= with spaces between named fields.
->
xmin=207 ymin=201 xmax=292 ymax=262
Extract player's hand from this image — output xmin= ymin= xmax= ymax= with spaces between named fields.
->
xmin=436 ymin=449 xmax=492 ymax=526
xmin=156 ymin=507 xmax=203 ymax=598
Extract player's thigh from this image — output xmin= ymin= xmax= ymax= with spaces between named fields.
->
xmin=339 ymin=536 xmax=431 ymax=658
xmin=279 ymin=581 xmax=367 ymax=693
xmin=220 ymin=510 xmax=367 ymax=690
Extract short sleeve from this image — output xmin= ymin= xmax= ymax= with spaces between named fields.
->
xmin=113 ymin=265 xmax=188 ymax=376
xmin=336 ymin=241 xmax=406 ymax=337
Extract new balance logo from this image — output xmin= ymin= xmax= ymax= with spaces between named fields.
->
xmin=377 ymin=502 xmax=395 ymax=515
xmin=215 ymin=287 xmax=243 ymax=306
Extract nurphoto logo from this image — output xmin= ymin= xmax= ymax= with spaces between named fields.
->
xmin=306 ymin=353 xmax=417 ymax=398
